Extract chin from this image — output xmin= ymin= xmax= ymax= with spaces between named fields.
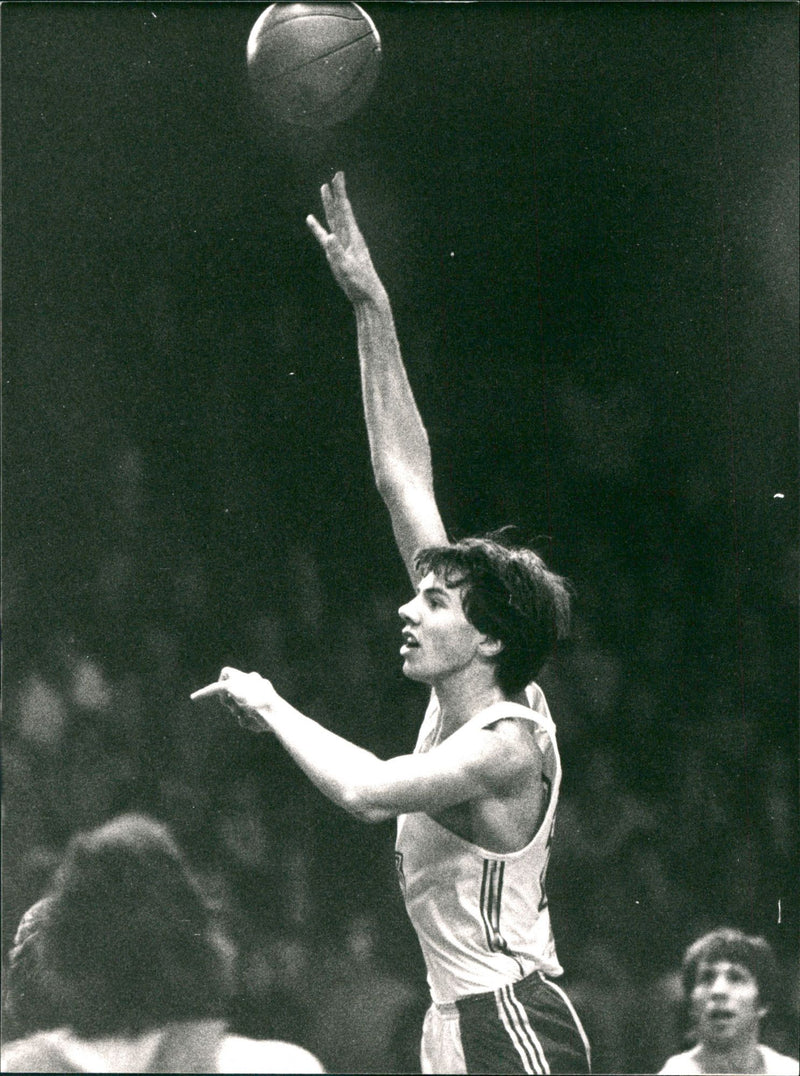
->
xmin=700 ymin=1024 xmax=740 ymax=1047
xmin=401 ymin=661 xmax=430 ymax=684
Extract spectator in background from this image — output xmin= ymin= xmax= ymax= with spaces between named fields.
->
xmin=2 ymin=897 xmax=62 ymax=1044
xmin=305 ymin=911 xmax=424 ymax=1074
xmin=658 ymin=928 xmax=798 ymax=1075
xmin=1 ymin=813 xmax=323 ymax=1073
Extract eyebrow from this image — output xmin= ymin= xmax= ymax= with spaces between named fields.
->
xmin=419 ymin=583 xmax=452 ymax=600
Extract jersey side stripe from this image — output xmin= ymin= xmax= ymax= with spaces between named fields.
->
xmin=493 ymin=860 xmax=505 ymax=940
xmin=480 ymin=859 xmax=528 ymax=979
xmin=539 ymin=974 xmax=592 ymax=1070
xmin=480 ymin=859 xmax=506 ymax=952
xmin=479 ymin=859 xmax=494 ymax=950
xmin=495 ymin=983 xmax=548 ymax=1074
xmin=480 ymin=859 xmax=510 ymax=953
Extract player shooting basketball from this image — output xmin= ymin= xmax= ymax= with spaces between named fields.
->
xmin=192 ymin=172 xmax=591 ymax=1075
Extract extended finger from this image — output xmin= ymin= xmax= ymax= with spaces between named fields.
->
xmin=326 ymin=175 xmax=352 ymax=246
xmin=321 ymin=182 xmax=338 ymax=233
xmin=306 ymin=214 xmax=329 ymax=245
xmin=190 ymin=681 xmax=229 ymax=701
xmin=332 ymin=172 xmax=358 ymax=237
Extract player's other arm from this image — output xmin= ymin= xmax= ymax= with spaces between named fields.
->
xmin=191 ymin=669 xmax=534 ymax=822
xmin=306 ymin=172 xmax=448 ymax=581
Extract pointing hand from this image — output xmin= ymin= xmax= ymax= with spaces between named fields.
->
xmin=191 ymin=667 xmax=278 ymax=733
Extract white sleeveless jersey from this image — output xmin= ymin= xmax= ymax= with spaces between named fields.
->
xmin=395 ymin=683 xmax=564 ymax=1004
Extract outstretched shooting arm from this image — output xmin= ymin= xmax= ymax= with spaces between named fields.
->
xmin=307 ymin=172 xmax=448 ymax=581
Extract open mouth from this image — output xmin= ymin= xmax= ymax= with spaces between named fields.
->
xmin=706 ymin=1010 xmax=735 ymax=1023
xmin=400 ymin=631 xmax=419 ymax=653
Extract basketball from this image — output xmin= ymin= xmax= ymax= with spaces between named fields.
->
xmin=246 ymin=3 xmax=382 ymax=128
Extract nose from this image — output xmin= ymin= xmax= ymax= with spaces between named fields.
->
xmin=398 ymin=597 xmax=418 ymax=623
xmin=709 ymin=972 xmax=730 ymax=996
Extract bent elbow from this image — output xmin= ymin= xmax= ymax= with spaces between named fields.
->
xmin=341 ymin=786 xmax=394 ymax=824
xmin=357 ymin=805 xmax=394 ymax=824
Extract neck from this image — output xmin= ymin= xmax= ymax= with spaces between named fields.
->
xmin=696 ymin=1041 xmax=763 ymax=1074
xmin=433 ymin=669 xmax=507 ymax=734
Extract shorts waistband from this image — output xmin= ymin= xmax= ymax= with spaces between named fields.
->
xmin=431 ymin=969 xmax=550 ymax=1014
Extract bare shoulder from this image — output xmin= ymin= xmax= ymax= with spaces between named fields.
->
xmin=483 ymin=715 xmax=545 ymax=763
xmin=453 ymin=714 xmax=544 ymax=794
xmin=1 ymin=1032 xmax=69 ymax=1073
xmin=218 ymin=1036 xmax=325 ymax=1074
xmin=467 ymin=719 xmax=548 ymax=849
xmin=760 ymin=1045 xmax=800 ymax=1075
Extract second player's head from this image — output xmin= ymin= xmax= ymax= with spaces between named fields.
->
xmin=411 ymin=534 xmax=571 ymax=695
xmin=680 ymin=927 xmax=779 ymax=1053
xmin=681 ymin=928 xmax=777 ymax=1013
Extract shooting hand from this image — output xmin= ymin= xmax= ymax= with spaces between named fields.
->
xmin=306 ymin=172 xmax=387 ymax=306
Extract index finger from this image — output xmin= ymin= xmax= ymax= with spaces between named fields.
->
xmin=190 ymin=681 xmax=229 ymax=701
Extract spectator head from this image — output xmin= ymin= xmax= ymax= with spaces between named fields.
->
xmin=39 ymin=812 xmax=234 ymax=1037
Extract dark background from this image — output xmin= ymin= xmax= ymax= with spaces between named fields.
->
xmin=2 ymin=3 xmax=798 ymax=1072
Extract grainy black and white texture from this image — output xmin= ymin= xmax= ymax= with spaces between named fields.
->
xmin=2 ymin=5 xmax=797 ymax=1072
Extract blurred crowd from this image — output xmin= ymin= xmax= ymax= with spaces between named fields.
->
xmin=3 ymin=445 xmax=797 ymax=1074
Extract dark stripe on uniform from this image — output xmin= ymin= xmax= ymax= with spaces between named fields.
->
xmin=480 ymin=860 xmax=497 ymax=951
xmin=498 ymin=984 xmax=546 ymax=1073
xmin=493 ymin=862 xmax=505 ymax=939
xmin=481 ymin=859 xmax=511 ymax=955
xmin=456 ymin=970 xmax=591 ymax=1074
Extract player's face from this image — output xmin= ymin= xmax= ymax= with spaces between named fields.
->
xmin=691 ymin=960 xmax=765 ymax=1049
xmin=397 ymin=572 xmax=486 ymax=686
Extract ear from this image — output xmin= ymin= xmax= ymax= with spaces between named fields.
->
xmin=478 ymin=635 xmax=503 ymax=659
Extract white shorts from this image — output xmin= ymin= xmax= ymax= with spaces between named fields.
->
xmin=421 ymin=1000 xmax=467 ymax=1074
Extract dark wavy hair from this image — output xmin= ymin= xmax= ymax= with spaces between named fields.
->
xmin=681 ymin=927 xmax=778 ymax=1013
xmin=415 ymin=533 xmax=572 ymax=695
xmin=39 ymin=813 xmax=233 ymax=1037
